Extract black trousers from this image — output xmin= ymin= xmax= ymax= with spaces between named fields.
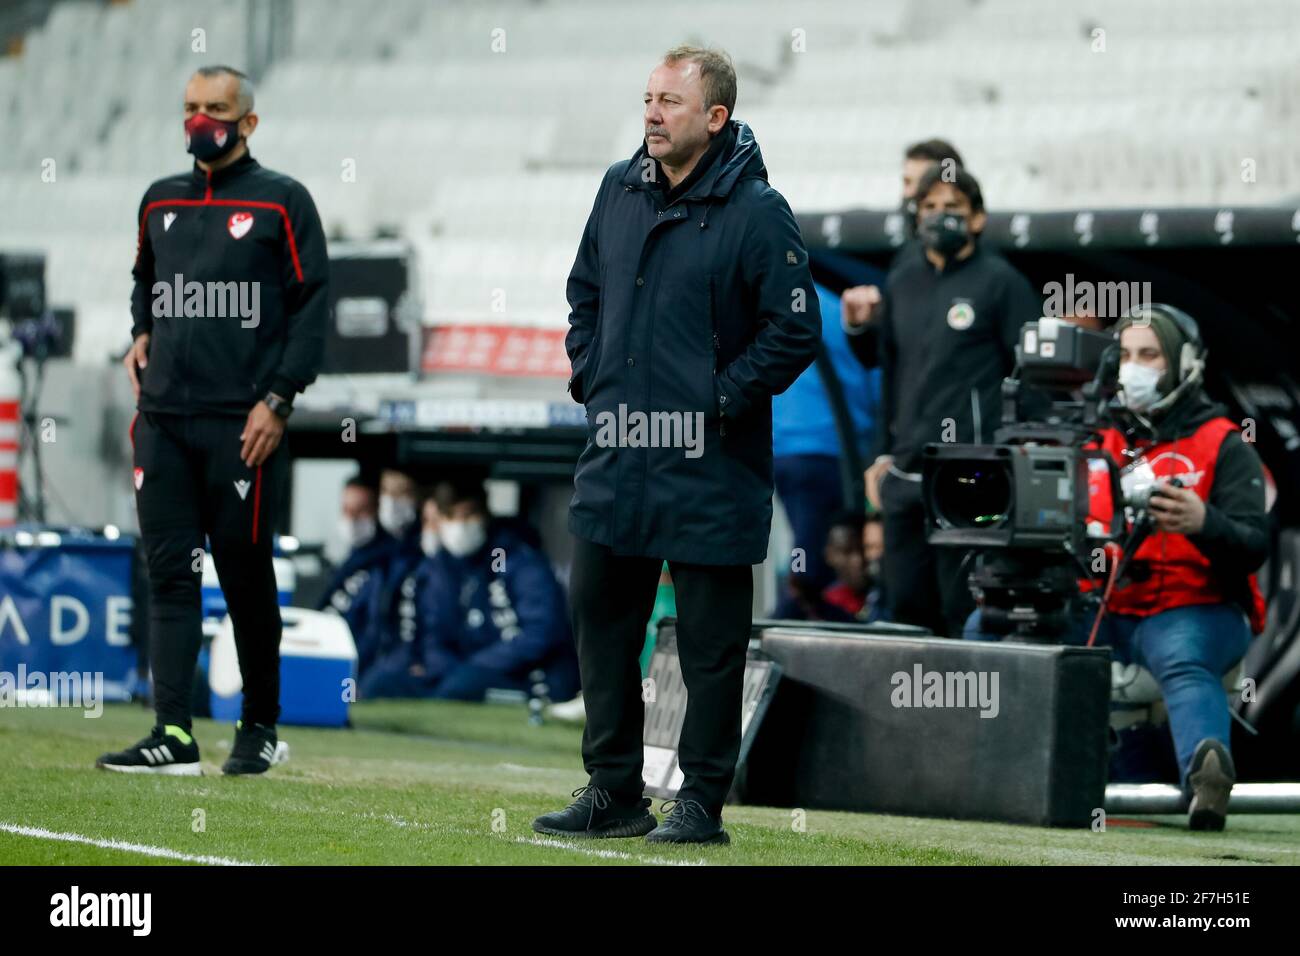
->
xmin=879 ymin=470 xmax=974 ymax=638
xmin=131 ymin=410 xmax=288 ymax=730
xmin=569 ymin=535 xmax=753 ymax=817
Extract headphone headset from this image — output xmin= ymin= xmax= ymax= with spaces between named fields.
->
xmin=1119 ymin=303 xmax=1207 ymax=414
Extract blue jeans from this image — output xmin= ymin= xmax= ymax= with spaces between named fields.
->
xmin=774 ymin=454 xmax=844 ymax=592
xmin=963 ymin=603 xmax=1252 ymax=788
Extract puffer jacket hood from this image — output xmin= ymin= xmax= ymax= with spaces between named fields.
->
xmin=620 ymin=120 xmax=768 ymax=202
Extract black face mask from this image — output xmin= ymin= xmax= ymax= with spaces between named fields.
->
xmin=185 ymin=112 xmax=245 ymax=162
xmin=919 ymin=211 xmax=970 ymax=256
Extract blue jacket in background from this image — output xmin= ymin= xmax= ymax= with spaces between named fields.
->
xmin=772 ymin=282 xmax=881 ymax=460
xmin=416 ymin=524 xmax=579 ymax=699
xmin=317 ymin=526 xmax=400 ymax=665
xmin=356 ymin=559 xmax=441 ymax=698
xmin=356 ymin=524 xmax=426 ymax=672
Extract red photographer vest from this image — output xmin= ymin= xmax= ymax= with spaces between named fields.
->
xmin=1087 ymin=417 xmax=1267 ymax=634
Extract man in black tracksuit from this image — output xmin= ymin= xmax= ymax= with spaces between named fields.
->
xmin=97 ymin=66 xmax=328 ymax=776
xmin=846 ymin=165 xmax=1041 ymax=637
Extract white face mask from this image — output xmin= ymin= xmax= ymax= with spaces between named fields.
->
xmin=378 ymin=494 xmax=417 ymax=534
xmin=420 ymin=528 xmax=441 ymax=557
xmin=1118 ymin=361 xmax=1163 ymax=411
xmin=339 ymin=515 xmax=377 ymax=549
xmin=439 ymin=518 xmax=487 ymax=558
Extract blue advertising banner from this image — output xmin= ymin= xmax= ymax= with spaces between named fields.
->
xmin=0 ymin=530 xmax=137 ymax=703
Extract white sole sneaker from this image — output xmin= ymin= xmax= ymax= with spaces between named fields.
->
xmin=547 ymin=694 xmax=587 ymax=723
xmin=98 ymin=761 xmax=203 ymax=776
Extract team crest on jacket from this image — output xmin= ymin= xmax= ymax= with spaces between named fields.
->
xmin=228 ymin=212 xmax=254 ymax=239
xmin=947 ymin=300 xmax=976 ymax=330
xmin=133 ymin=467 xmax=144 ymax=490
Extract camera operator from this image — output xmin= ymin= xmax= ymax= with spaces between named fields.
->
xmin=965 ymin=305 xmax=1268 ymax=831
xmin=843 ymin=165 xmax=1041 ymax=636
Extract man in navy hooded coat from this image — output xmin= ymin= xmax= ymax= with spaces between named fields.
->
xmin=534 ymin=46 xmax=820 ymax=845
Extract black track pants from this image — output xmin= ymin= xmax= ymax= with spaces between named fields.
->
xmin=131 ymin=410 xmax=288 ymax=730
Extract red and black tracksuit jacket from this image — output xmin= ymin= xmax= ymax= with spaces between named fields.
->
xmin=130 ymin=152 xmax=329 ymax=415
xmin=128 ymin=153 xmax=328 ymax=728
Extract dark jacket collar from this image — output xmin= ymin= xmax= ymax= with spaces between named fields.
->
xmin=658 ymin=121 xmax=733 ymax=204
xmin=191 ymin=150 xmax=258 ymax=188
xmin=621 ymin=119 xmax=767 ymax=203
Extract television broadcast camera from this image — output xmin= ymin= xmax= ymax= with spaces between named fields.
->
xmin=922 ymin=317 xmax=1135 ymax=641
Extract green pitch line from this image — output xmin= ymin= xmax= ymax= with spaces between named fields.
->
xmin=1 ymin=702 xmax=1297 ymax=866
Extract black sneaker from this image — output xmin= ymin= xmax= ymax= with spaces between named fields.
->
xmin=221 ymin=720 xmax=289 ymax=775
xmin=532 ymin=786 xmax=657 ymax=839
xmin=1187 ymin=738 xmax=1235 ymax=831
xmin=96 ymin=724 xmax=201 ymax=776
xmin=645 ymin=798 xmax=730 ymax=845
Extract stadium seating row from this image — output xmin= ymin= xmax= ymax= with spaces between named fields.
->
xmin=0 ymin=0 xmax=1295 ymax=365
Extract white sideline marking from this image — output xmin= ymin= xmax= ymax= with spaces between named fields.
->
xmin=0 ymin=822 xmax=263 ymax=866
xmin=516 ymin=835 xmax=707 ymax=866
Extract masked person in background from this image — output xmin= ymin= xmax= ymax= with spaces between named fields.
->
xmin=357 ymin=494 xmax=446 ymax=698
xmin=839 ymin=139 xmax=964 ymax=334
xmin=378 ymin=468 xmax=420 ymax=539
xmin=1097 ymin=307 xmax=1268 ymax=831
xmin=964 ymin=306 xmax=1268 ymax=831
xmin=103 ymin=65 xmax=328 ymax=776
xmin=357 ymin=468 xmax=427 ymax=668
xmin=319 ymin=474 xmax=399 ymax=672
xmin=842 ymin=165 xmax=1041 ymax=637
xmin=411 ymin=480 xmax=580 ymax=702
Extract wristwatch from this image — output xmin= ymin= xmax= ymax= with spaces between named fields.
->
xmin=263 ymin=391 xmax=293 ymax=419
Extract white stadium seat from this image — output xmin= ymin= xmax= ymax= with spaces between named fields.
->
xmin=0 ymin=0 xmax=1296 ymax=361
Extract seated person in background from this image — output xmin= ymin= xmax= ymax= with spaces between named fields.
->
xmin=379 ymin=467 xmax=422 ymax=546
xmin=319 ymin=474 xmax=399 ymax=667
xmin=357 ymin=492 xmax=442 ymax=698
xmin=423 ymin=479 xmax=580 ymax=702
xmin=362 ymin=479 xmax=581 ymax=702
xmin=772 ymin=511 xmax=887 ymax=624
xmin=859 ymin=512 xmax=888 ymax=624
xmin=354 ymin=467 xmax=427 ymax=678
xmin=963 ymin=305 xmax=1268 ymax=832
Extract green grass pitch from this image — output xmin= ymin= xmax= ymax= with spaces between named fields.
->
xmin=2 ymin=702 xmax=1297 ymax=866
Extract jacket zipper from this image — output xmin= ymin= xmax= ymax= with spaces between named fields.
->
xmin=183 ymin=169 xmax=215 ymax=406
xmin=708 ymin=275 xmax=725 ymax=437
